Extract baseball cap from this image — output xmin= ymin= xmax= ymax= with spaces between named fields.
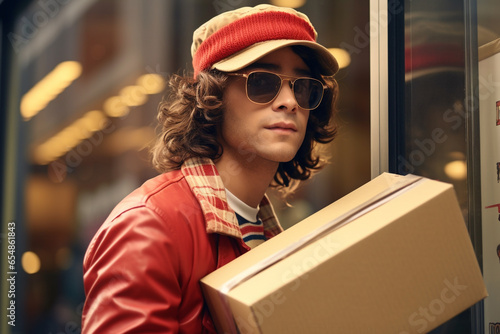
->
xmin=191 ymin=4 xmax=339 ymax=78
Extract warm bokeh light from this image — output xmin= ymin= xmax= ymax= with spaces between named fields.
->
xmin=34 ymin=143 xmax=54 ymax=164
xmin=104 ymin=96 xmax=130 ymax=117
xmin=33 ymin=110 xmax=108 ymax=164
xmin=20 ymin=61 xmax=82 ymax=120
xmin=270 ymin=0 xmax=306 ymax=8
xmin=63 ymin=125 xmax=85 ymax=147
xmin=22 ymin=251 xmax=41 ymax=274
xmin=328 ymin=48 xmax=351 ymax=69
xmin=137 ymin=73 xmax=166 ymax=94
xmin=444 ymin=160 xmax=467 ymax=180
xmin=78 ymin=110 xmax=107 ymax=132
xmin=33 ymin=131 xmax=78 ymax=165
xmin=120 ymin=85 xmax=148 ymax=107
xmin=31 ymin=70 xmax=166 ymax=164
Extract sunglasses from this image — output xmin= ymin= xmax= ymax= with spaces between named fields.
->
xmin=227 ymin=71 xmax=327 ymax=110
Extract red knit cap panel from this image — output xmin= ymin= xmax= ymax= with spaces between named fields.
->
xmin=193 ymin=11 xmax=316 ymax=76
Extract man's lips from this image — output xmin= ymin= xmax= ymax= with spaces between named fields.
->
xmin=265 ymin=122 xmax=298 ymax=132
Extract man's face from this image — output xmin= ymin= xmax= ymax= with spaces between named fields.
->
xmin=219 ymin=47 xmax=311 ymax=167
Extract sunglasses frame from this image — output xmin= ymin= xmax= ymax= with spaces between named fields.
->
xmin=226 ymin=70 xmax=327 ymax=110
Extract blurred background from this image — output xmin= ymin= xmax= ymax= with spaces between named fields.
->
xmin=0 ymin=0 xmax=499 ymax=333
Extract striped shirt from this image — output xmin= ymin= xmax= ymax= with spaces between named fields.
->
xmin=225 ymin=188 xmax=266 ymax=248
xmin=235 ymin=213 xmax=266 ymax=248
xmin=181 ymin=157 xmax=283 ymax=244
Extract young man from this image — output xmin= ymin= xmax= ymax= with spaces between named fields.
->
xmin=82 ymin=4 xmax=339 ymax=333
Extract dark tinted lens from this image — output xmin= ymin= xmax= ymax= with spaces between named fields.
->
xmin=246 ymin=72 xmax=282 ymax=103
xmin=294 ymin=78 xmax=324 ymax=110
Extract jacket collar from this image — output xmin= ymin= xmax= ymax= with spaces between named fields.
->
xmin=181 ymin=157 xmax=283 ymax=239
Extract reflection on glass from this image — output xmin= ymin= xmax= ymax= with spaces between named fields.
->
xmin=403 ymin=1 xmax=472 ymax=333
xmin=403 ymin=1 xmax=468 ymax=216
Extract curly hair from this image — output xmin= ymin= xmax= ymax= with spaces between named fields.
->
xmin=151 ymin=48 xmax=339 ymax=191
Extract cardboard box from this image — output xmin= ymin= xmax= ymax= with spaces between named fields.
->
xmin=200 ymin=173 xmax=488 ymax=334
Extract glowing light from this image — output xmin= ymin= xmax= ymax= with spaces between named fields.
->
xmin=328 ymin=48 xmax=351 ymax=69
xmin=22 ymin=251 xmax=41 ymax=274
xmin=120 ymin=85 xmax=148 ymax=107
xmin=82 ymin=110 xmax=107 ymax=132
xmin=75 ymin=110 xmax=107 ymax=134
xmin=104 ymin=96 xmax=129 ymax=117
xmin=137 ymin=74 xmax=166 ymax=94
xmin=20 ymin=61 xmax=82 ymax=120
xmin=30 ymin=69 xmax=166 ymax=165
xmin=33 ymin=142 xmax=55 ymax=164
xmin=444 ymin=160 xmax=467 ymax=180
xmin=57 ymin=125 xmax=83 ymax=149
xmin=33 ymin=110 xmax=108 ymax=165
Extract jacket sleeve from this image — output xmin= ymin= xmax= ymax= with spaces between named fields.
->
xmin=81 ymin=205 xmax=184 ymax=333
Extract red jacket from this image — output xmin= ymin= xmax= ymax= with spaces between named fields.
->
xmin=82 ymin=158 xmax=282 ymax=333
